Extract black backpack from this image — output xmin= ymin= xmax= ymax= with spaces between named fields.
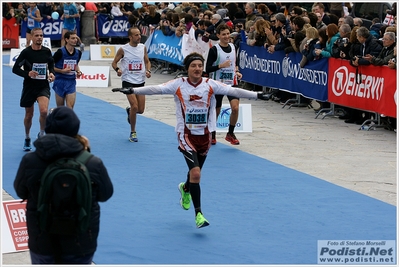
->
xmin=37 ymin=150 xmax=93 ymax=235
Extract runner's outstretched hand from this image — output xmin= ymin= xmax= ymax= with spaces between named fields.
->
xmin=112 ymin=87 xmax=134 ymax=94
xmin=257 ymin=92 xmax=270 ymax=100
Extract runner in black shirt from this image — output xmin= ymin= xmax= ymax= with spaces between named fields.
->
xmin=12 ymin=27 xmax=55 ymax=151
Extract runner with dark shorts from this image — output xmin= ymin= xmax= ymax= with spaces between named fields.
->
xmin=12 ymin=27 xmax=55 ymax=151
xmin=111 ymin=27 xmax=151 ymax=142
xmin=112 ymin=53 xmax=267 ymax=228
xmin=206 ymin=24 xmax=243 ymax=145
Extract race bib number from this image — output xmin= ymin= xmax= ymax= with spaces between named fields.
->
xmin=63 ymin=59 xmax=77 ymax=74
xmin=128 ymin=61 xmax=142 ymax=72
xmin=27 ymin=18 xmax=34 ymax=27
xmin=219 ymin=71 xmax=234 ymax=85
xmin=185 ymin=108 xmax=208 ymax=130
xmin=32 ymin=63 xmax=47 ymax=80
xmin=186 ymin=113 xmax=207 ymax=124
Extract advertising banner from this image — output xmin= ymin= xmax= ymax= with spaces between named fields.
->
xmin=2 ymin=200 xmax=29 ymax=253
xmin=89 ymin=44 xmax=123 ymax=60
xmin=96 ymin=13 xmax=129 ymax=38
xmin=238 ymin=43 xmax=329 ymax=101
xmin=76 ymin=66 xmax=110 ymax=87
xmin=21 ymin=17 xmax=80 ymax=40
xmin=328 ymin=58 xmax=397 ymax=118
xmin=2 ymin=17 xmax=20 ymax=49
xmin=146 ymin=30 xmax=184 ymax=66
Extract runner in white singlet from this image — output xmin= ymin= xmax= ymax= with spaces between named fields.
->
xmin=206 ymin=24 xmax=243 ymax=145
xmin=112 ymin=27 xmax=151 ymax=142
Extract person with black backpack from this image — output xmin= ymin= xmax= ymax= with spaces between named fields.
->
xmin=14 ymin=106 xmax=113 ymax=264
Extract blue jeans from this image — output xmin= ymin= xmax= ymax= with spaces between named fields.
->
xmin=30 ymin=250 xmax=94 ymax=264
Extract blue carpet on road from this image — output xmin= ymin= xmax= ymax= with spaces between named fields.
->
xmin=2 ymin=57 xmax=396 ymax=265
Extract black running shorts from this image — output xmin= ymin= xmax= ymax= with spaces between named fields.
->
xmin=20 ymin=87 xmax=50 ymax=107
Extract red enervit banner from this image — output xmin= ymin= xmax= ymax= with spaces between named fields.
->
xmin=2 ymin=17 xmax=20 ymax=49
xmin=328 ymin=58 xmax=397 ymax=118
xmin=3 ymin=200 xmax=29 ymax=251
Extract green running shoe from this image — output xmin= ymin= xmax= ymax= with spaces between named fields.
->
xmin=178 ymin=182 xmax=191 ymax=210
xmin=195 ymin=213 xmax=209 ymax=228
xmin=129 ymin=132 xmax=138 ymax=142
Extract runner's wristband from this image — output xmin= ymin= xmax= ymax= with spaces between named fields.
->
xmin=115 ymin=67 xmax=119 ymax=72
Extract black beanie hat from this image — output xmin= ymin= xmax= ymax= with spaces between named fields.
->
xmin=45 ymin=106 xmax=80 ymax=137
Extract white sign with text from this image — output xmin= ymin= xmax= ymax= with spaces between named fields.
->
xmin=2 ymin=200 xmax=29 ymax=254
xmin=76 ymin=66 xmax=110 ymax=88
xmin=216 ymin=104 xmax=252 ymax=133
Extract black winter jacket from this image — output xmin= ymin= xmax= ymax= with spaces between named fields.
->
xmin=354 ymin=35 xmax=383 ymax=66
xmin=14 ymin=134 xmax=113 ymax=256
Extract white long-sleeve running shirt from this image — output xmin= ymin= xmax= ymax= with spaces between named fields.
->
xmin=132 ymin=77 xmax=258 ymax=135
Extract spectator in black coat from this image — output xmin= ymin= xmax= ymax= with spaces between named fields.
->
xmin=351 ymin=26 xmax=383 ymax=67
xmin=312 ymin=2 xmax=330 ymax=25
xmin=307 ymin=12 xmax=318 ymax=28
xmin=364 ymin=31 xmax=396 ymax=66
xmin=38 ymin=3 xmax=53 ymax=20
xmin=266 ymin=13 xmax=291 ymax=53
xmin=266 ymin=3 xmax=277 ymax=18
xmin=202 ymin=13 xmax=225 ymax=43
xmin=14 ymin=106 xmax=114 ymax=264
xmin=143 ymin=4 xmax=161 ymax=26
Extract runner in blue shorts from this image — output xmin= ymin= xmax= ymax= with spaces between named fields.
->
xmin=53 ymin=31 xmax=82 ymax=108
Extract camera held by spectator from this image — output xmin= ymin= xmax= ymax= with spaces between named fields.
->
xmin=341 ymin=38 xmax=349 ymax=44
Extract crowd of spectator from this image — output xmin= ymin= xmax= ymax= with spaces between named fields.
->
xmin=2 ymin=2 xmax=86 ymax=24
xmin=2 ymin=2 xmax=396 ymax=130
